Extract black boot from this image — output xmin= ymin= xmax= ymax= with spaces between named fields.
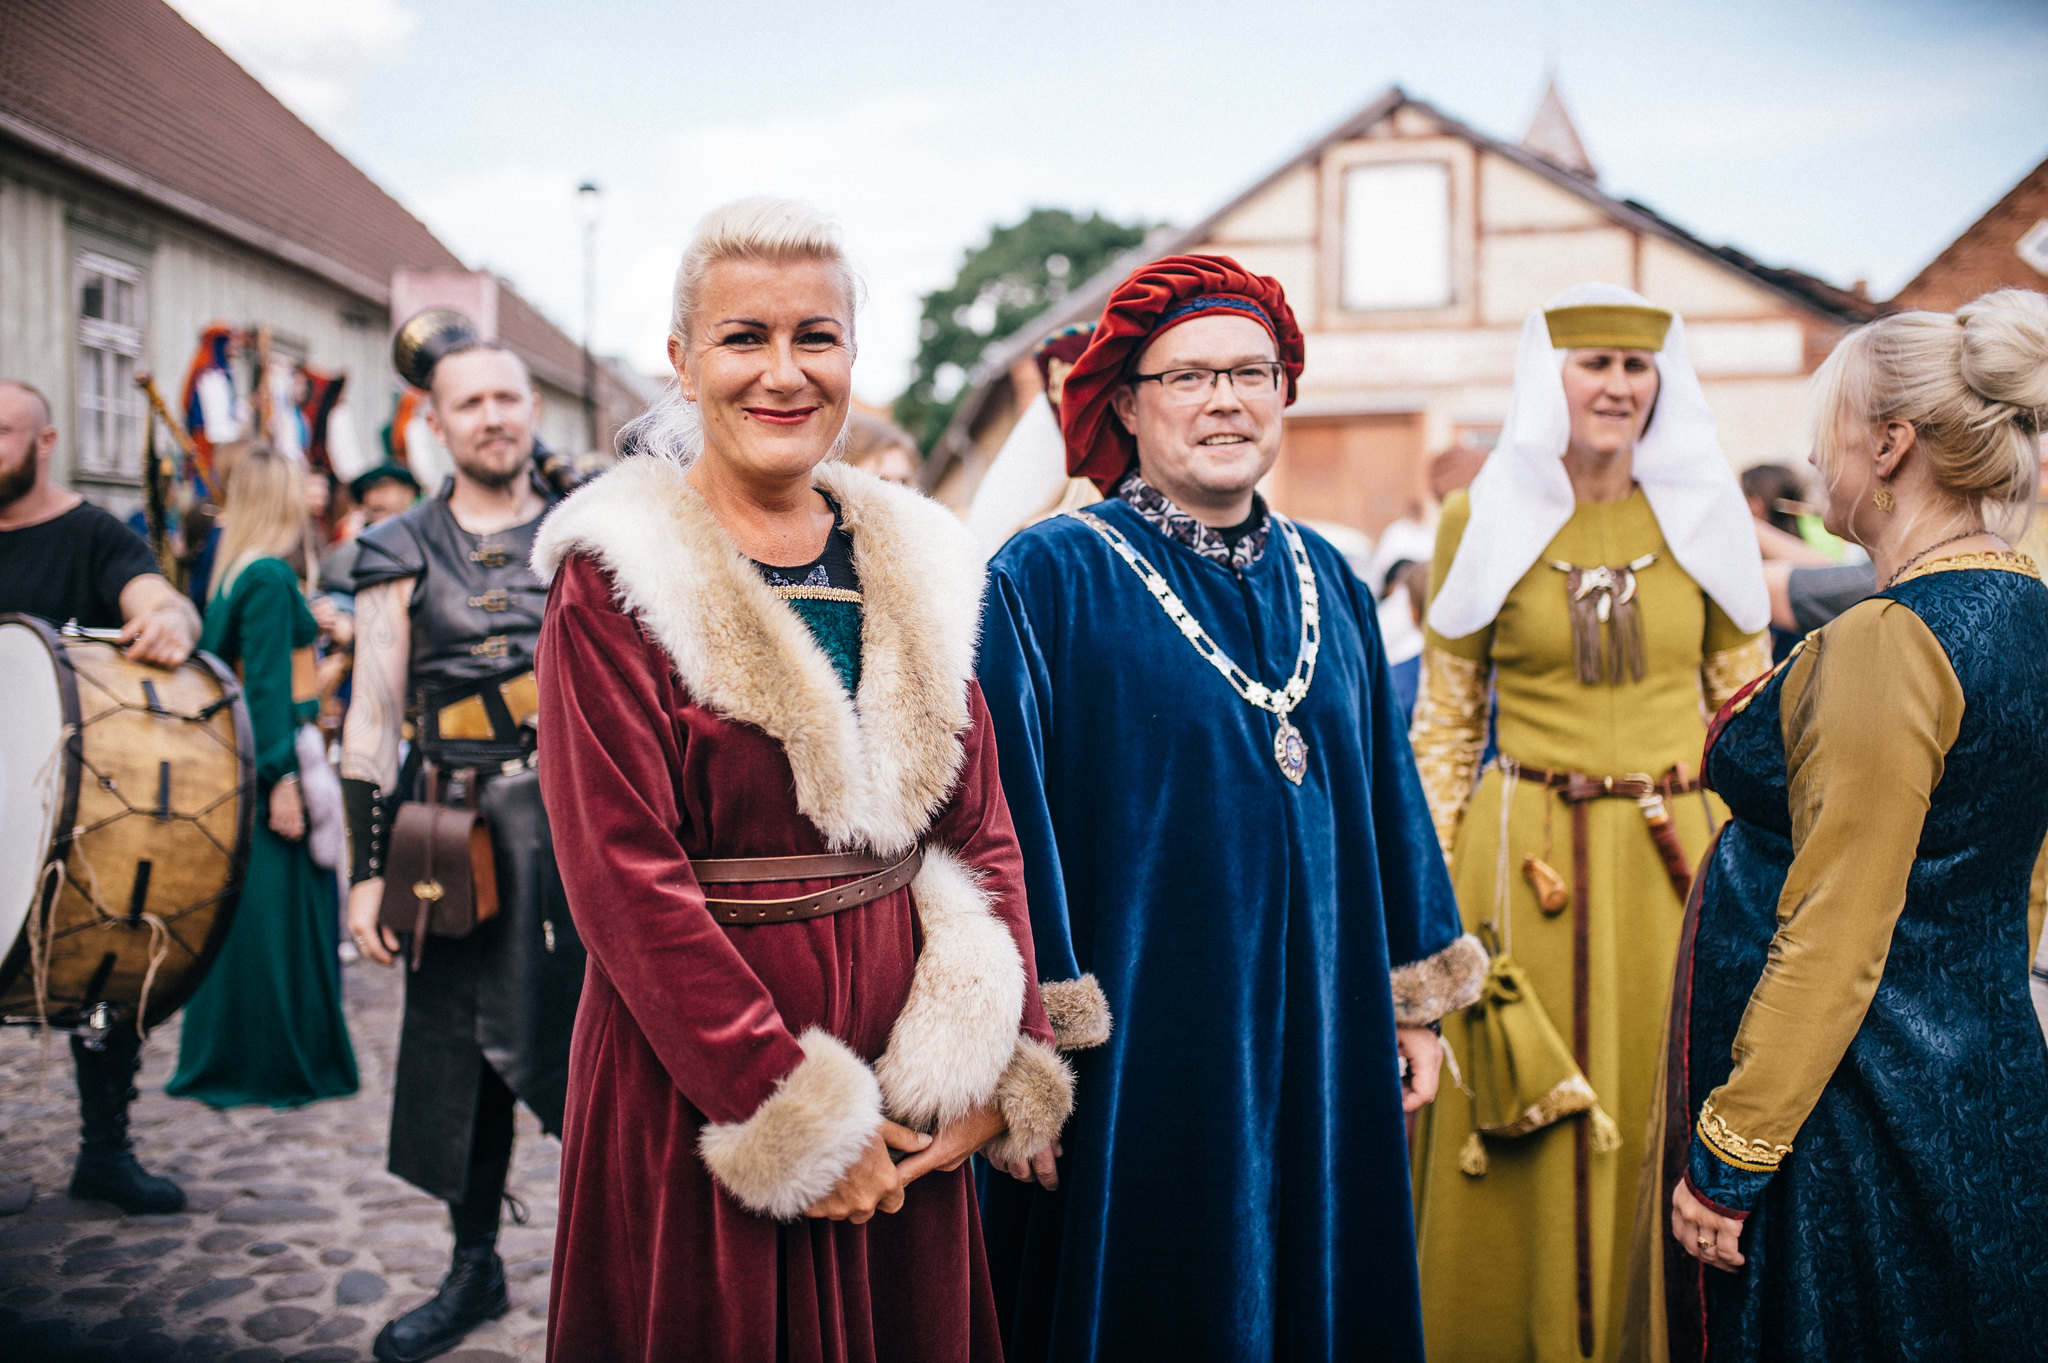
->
xmin=372 ymin=1243 xmax=509 ymax=1362
xmin=68 ymin=1033 xmax=184 ymax=1215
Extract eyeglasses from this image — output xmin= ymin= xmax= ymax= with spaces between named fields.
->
xmin=1128 ymin=362 xmax=1285 ymax=403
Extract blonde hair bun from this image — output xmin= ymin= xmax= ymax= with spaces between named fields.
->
xmin=1810 ymin=289 xmax=2045 ymax=519
xmin=1957 ymin=288 xmax=2048 ymax=417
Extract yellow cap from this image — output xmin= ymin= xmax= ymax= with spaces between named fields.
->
xmin=1543 ymin=303 xmax=1672 ymax=351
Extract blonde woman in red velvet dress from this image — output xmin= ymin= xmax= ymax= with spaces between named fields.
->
xmin=534 ymin=197 xmax=1069 ymax=1363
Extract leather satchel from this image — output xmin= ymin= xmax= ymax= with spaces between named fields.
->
xmin=378 ymin=793 xmax=500 ymax=971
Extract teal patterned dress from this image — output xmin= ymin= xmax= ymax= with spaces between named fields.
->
xmin=169 ymin=556 xmax=358 ymax=1108
xmin=753 ymin=499 xmax=862 ymax=690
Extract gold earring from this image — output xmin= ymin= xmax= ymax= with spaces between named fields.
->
xmin=1873 ymin=485 xmax=1896 ymax=513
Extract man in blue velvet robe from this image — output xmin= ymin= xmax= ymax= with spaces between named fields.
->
xmin=975 ymin=255 xmax=1486 ymax=1362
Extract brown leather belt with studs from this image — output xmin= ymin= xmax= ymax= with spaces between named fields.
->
xmin=693 ymin=847 xmax=924 ymax=925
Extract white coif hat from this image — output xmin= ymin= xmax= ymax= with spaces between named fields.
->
xmin=1426 ymin=283 xmax=1769 ymax=640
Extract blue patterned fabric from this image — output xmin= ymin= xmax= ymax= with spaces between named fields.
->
xmin=1154 ymin=292 xmax=1275 ymax=332
xmin=974 ymin=498 xmax=1461 ymax=1363
xmin=1687 ymin=566 xmax=2048 ymax=1360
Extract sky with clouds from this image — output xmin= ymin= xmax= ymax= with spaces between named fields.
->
xmin=169 ymin=0 xmax=2048 ymax=403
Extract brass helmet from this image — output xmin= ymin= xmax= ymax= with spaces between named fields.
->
xmin=391 ymin=308 xmax=481 ymax=391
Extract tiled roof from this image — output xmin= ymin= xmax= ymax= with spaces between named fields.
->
xmin=0 ymin=0 xmax=585 ymax=389
xmin=1891 ymin=156 xmax=2048 ymax=313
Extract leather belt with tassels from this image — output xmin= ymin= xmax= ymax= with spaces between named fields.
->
xmin=692 ymin=847 xmax=923 ymax=925
xmin=1502 ymin=759 xmax=1706 ymax=1358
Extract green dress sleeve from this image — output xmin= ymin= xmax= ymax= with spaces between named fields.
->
xmin=1690 ymin=597 xmax=1964 ymax=1208
xmin=231 ymin=558 xmax=319 ymax=789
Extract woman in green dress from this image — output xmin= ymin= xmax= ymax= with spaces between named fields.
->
xmin=1409 ymin=285 xmax=1772 ymax=1362
xmin=169 ymin=442 xmax=358 ymax=1109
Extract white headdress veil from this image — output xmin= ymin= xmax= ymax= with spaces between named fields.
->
xmin=1426 ymin=283 xmax=1768 ymax=639
xmin=965 ymin=395 xmax=1071 ymax=555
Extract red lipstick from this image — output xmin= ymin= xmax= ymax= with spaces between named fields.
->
xmin=744 ymin=406 xmax=817 ymax=427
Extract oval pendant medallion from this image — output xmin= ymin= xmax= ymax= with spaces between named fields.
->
xmin=1274 ymin=719 xmax=1308 ymax=785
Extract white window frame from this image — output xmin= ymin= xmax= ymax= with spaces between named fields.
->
xmin=73 ymin=250 xmax=149 ymax=484
xmin=1340 ymin=162 xmax=1454 ymax=312
xmin=1317 ymin=137 xmax=1476 ymax=330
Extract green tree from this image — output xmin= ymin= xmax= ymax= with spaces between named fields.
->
xmin=895 ymin=207 xmax=1149 ymax=455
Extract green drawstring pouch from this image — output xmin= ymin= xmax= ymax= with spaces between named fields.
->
xmin=1446 ymin=950 xmax=1620 ymax=1176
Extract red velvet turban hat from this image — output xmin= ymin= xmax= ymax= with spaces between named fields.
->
xmin=1058 ymin=254 xmax=1304 ymax=494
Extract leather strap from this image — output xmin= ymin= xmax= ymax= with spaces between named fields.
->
xmin=1516 ymin=762 xmax=1702 ymax=901
xmin=700 ymin=847 xmax=923 ymax=925
xmin=1516 ymin=755 xmax=1706 ymax=1354
xmin=1515 ymin=763 xmax=1703 ymax=803
xmin=1661 ymin=829 xmax=1723 ymax=1363
xmin=1570 ymin=795 xmax=1595 ymax=1357
xmin=693 ymin=851 xmax=902 ymax=884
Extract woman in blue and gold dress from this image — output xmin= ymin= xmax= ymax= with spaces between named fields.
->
xmin=1629 ymin=289 xmax=2048 ymax=1362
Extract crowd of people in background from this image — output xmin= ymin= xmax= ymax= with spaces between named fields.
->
xmin=2 ymin=192 xmax=2046 ymax=1363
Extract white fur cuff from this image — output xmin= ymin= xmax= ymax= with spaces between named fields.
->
xmin=1391 ymin=932 xmax=1489 ymax=1026
xmin=983 ymin=1035 xmax=1076 ymax=1166
xmin=873 ymin=847 xmax=1026 ymax=1130
xmin=1039 ymin=974 xmax=1113 ymax=1051
xmin=697 ymin=1029 xmax=883 ymax=1221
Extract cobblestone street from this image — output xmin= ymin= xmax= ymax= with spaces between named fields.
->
xmin=0 ymin=959 xmax=557 ymax=1362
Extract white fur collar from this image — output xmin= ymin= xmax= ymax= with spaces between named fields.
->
xmin=534 ymin=458 xmax=985 ymax=855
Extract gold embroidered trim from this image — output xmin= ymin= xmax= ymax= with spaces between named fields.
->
xmin=769 ymin=585 xmax=864 ymax=604
xmin=1696 ymin=1100 xmax=1791 ymax=1172
xmin=1891 ymin=550 xmax=2041 ymax=586
xmin=1409 ymin=645 xmax=1490 ymax=855
xmin=1486 ymin=1072 xmax=1598 ymax=1138
xmin=1702 ymin=634 xmax=1773 ymax=714
xmin=1725 ymin=641 xmax=1805 ymax=720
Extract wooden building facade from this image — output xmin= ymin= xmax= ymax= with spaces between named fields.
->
xmin=931 ymin=87 xmax=1876 ymax=539
xmin=0 ymin=0 xmax=648 ymax=515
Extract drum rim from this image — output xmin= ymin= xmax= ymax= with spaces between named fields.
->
xmin=0 ymin=614 xmax=257 ymax=1033
xmin=0 ymin=615 xmax=84 ymax=1012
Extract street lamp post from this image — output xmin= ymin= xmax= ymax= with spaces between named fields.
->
xmin=577 ymin=181 xmax=602 ymax=451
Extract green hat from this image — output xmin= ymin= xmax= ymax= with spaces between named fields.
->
xmin=348 ymin=462 xmax=422 ymax=503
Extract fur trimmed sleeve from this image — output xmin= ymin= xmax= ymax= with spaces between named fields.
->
xmin=1391 ymin=932 xmax=1488 ymax=1026
xmin=697 ymin=1029 xmax=884 ymax=1221
xmin=983 ymin=1034 xmax=1076 ymax=1165
xmin=873 ymin=846 xmax=1026 ymax=1130
xmin=1039 ymin=974 xmax=1113 ymax=1051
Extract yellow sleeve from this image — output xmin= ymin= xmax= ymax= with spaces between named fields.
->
xmin=1696 ymin=598 xmax=1963 ymax=1169
xmin=2029 ymin=836 xmax=2046 ymax=965
xmin=1420 ymin=491 xmax=1492 ymax=663
xmin=1409 ymin=492 xmax=1492 ymax=855
xmin=1701 ymin=596 xmax=1771 ymax=713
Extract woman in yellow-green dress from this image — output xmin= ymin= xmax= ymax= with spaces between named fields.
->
xmin=1409 ymin=285 xmax=1771 ymax=1363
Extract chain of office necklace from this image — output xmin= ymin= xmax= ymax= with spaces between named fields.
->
xmin=1070 ymin=508 xmax=1319 ymax=784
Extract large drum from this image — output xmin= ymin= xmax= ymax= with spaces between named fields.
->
xmin=0 ymin=615 xmax=252 ymax=1033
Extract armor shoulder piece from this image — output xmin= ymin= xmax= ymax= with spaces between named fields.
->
xmin=351 ymin=503 xmax=434 ymax=592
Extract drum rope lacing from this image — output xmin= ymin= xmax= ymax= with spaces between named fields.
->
xmin=71 ymin=831 xmax=174 ymax=1046
xmin=26 ymin=723 xmax=172 ymax=1053
xmin=24 ymin=651 xmax=246 ymax=1055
